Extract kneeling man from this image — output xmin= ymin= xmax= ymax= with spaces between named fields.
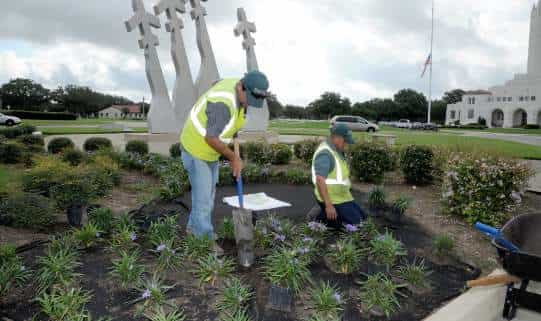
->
xmin=312 ymin=124 xmax=366 ymax=229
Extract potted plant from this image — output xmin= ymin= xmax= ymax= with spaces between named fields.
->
xmin=368 ymin=231 xmax=406 ymax=275
xmin=263 ymin=248 xmax=311 ymax=312
xmin=388 ymin=196 xmax=411 ymax=225
xmin=109 ymin=250 xmax=145 ymax=291
xmin=324 ymin=238 xmax=364 ymax=274
xmin=359 ymin=273 xmax=400 ymax=317
xmin=51 ymin=174 xmax=97 ymax=227
xmin=73 ymin=223 xmax=101 ymax=250
xmin=216 ymin=277 xmax=254 ymax=319
xmin=367 ymin=186 xmax=386 ymax=217
xmin=397 ymin=258 xmax=431 ymax=295
xmin=192 ymin=254 xmax=236 ymax=288
xmin=308 ymin=281 xmax=344 ymax=320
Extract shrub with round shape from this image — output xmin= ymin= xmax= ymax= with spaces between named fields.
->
xmin=83 ymin=137 xmax=113 ymax=152
xmin=400 ymin=145 xmax=434 ymax=185
xmin=61 ymin=149 xmax=85 ymax=166
xmin=18 ymin=134 xmax=45 ymax=147
xmin=270 ymin=144 xmax=293 ymax=165
xmin=294 ymin=139 xmax=319 ymax=164
xmin=170 ymin=143 xmax=182 ymax=158
xmin=0 ymin=193 xmax=55 ymax=229
xmin=126 ymin=140 xmax=149 ymax=155
xmin=351 ymin=143 xmax=395 ymax=183
xmin=243 ymin=141 xmax=271 ymax=165
xmin=0 ymin=143 xmax=23 ymax=164
xmin=48 ymin=137 xmax=75 ymax=154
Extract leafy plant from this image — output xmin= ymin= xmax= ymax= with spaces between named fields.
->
xmin=369 ymin=231 xmax=407 ymax=269
xmin=0 ymin=243 xmax=17 ymax=264
xmin=144 ymin=307 xmax=186 ymax=321
xmin=0 ymin=192 xmax=55 ymax=229
xmin=182 ymin=234 xmax=213 ymax=261
xmin=48 ymin=232 xmax=79 ymax=255
xmin=392 ymin=196 xmax=411 ymax=215
xmin=148 ymin=215 xmax=180 ymax=247
xmin=433 ymin=234 xmax=455 ymax=257
xmin=351 ymin=143 xmax=395 ymax=183
xmin=37 ymin=287 xmax=92 ymax=321
xmin=0 ymin=143 xmax=23 ymax=164
xmin=368 ymin=186 xmax=386 ymax=210
xmin=83 ymin=137 xmax=112 ymax=152
xmin=243 ymin=141 xmax=271 ymax=165
xmin=136 ymin=274 xmax=174 ymax=315
xmin=400 ymin=145 xmax=434 ymax=185
xmin=152 ymin=239 xmax=183 ymax=272
xmin=326 ymin=238 xmax=364 ymax=274
xmin=362 ymin=217 xmax=380 ymax=240
xmin=159 ymin=162 xmax=190 ymax=200
xmin=216 ymin=277 xmax=254 ymax=316
xmin=397 ymin=259 xmax=430 ymax=289
xmin=88 ymin=207 xmax=115 ymax=234
xmin=73 ymin=223 xmax=101 ymax=249
xmin=110 ymin=250 xmax=145 ymax=290
xmin=303 ymin=221 xmax=329 ymax=242
xmin=269 ymin=143 xmax=292 ymax=165
xmin=359 ymin=273 xmax=400 ymax=318
xmin=51 ymin=174 xmax=97 ymax=209
xmin=192 ymin=254 xmax=236 ymax=287
xmin=217 ymin=217 xmax=236 ymax=241
xmin=110 ymin=226 xmax=139 ymax=252
xmin=37 ymin=248 xmax=82 ymax=295
xmin=61 ymin=149 xmax=86 ymax=166
xmin=126 ymin=140 xmax=149 ymax=155
xmin=169 ymin=143 xmax=182 ymax=158
xmin=263 ymin=248 xmax=311 ymax=294
xmin=115 ymin=213 xmax=137 ymax=232
xmin=309 ymin=281 xmax=344 ymax=319
xmin=220 ymin=310 xmax=253 ymax=321
xmin=293 ymin=139 xmax=319 ymax=164
xmin=48 ymin=137 xmax=75 ymax=154
xmin=18 ymin=134 xmax=45 ymax=147
xmin=0 ymin=256 xmax=30 ymax=297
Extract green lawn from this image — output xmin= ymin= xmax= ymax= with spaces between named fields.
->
xmin=39 ymin=127 xmax=148 ymax=135
xmin=270 ymin=120 xmax=541 ymax=160
xmin=24 ymin=118 xmax=142 ymax=127
xmin=17 ymin=118 xmax=148 ymax=135
xmin=444 ymin=127 xmax=541 ymax=135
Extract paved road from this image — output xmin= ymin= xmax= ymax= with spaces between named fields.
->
xmin=444 ymin=130 xmax=541 ymax=147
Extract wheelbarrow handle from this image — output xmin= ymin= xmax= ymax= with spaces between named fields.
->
xmin=475 ymin=222 xmax=520 ymax=252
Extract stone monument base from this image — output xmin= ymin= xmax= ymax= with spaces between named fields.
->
xmin=237 ymin=131 xmax=279 ymax=144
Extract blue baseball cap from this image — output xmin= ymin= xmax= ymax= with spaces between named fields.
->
xmin=242 ymin=71 xmax=270 ymax=108
xmin=331 ymin=123 xmax=355 ymax=144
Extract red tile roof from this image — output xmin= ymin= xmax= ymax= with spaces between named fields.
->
xmin=111 ymin=105 xmax=142 ymax=113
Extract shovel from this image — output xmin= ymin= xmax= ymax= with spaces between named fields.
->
xmin=232 ymin=139 xmax=255 ymax=268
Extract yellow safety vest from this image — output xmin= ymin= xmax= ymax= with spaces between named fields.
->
xmin=312 ymin=141 xmax=354 ymax=205
xmin=181 ymin=79 xmax=246 ymax=162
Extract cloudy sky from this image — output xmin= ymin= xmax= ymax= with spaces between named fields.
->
xmin=0 ymin=0 xmax=538 ymax=105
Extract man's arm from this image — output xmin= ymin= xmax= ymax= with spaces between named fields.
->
xmin=316 ymin=176 xmax=337 ymax=221
xmin=205 ymin=137 xmax=243 ymax=178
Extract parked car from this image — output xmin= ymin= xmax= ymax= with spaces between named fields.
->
xmin=330 ymin=115 xmax=379 ymax=132
xmin=422 ymin=123 xmax=439 ymax=131
xmin=396 ymin=119 xmax=411 ymax=129
xmin=0 ymin=113 xmax=22 ymax=127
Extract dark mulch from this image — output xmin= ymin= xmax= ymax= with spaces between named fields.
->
xmin=1 ymin=184 xmax=479 ymax=321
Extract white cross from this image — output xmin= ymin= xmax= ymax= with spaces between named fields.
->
xmin=234 ymin=8 xmax=257 ymax=50
xmin=125 ymin=0 xmax=161 ymax=50
xmin=154 ymin=0 xmax=187 ymax=33
xmin=190 ymin=0 xmax=208 ymax=21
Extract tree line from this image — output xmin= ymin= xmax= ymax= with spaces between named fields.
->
xmin=0 ymin=78 xmax=136 ymax=116
xmin=1 ymin=78 xmax=465 ymax=124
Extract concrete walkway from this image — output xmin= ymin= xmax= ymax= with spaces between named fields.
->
xmin=443 ymin=130 xmax=541 ymax=147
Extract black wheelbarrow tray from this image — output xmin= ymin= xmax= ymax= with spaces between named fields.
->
xmin=492 ymin=213 xmax=541 ymax=320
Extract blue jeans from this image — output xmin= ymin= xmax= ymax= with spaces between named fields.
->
xmin=181 ymin=150 xmax=220 ymax=239
xmin=317 ymin=201 xmax=366 ymax=229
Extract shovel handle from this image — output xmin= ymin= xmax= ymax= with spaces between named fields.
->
xmin=234 ymin=139 xmax=244 ymax=209
xmin=467 ymin=274 xmax=521 ymax=287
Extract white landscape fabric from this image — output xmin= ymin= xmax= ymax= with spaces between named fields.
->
xmin=223 ymin=193 xmax=291 ymax=211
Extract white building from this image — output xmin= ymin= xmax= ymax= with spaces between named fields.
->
xmin=446 ymin=3 xmax=541 ymax=128
xmin=97 ymin=105 xmax=145 ymax=119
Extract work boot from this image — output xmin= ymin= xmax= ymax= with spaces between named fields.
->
xmin=306 ymin=205 xmax=321 ymax=221
xmin=213 ymin=242 xmax=225 ymax=257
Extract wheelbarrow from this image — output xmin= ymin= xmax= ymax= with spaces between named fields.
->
xmin=476 ymin=214 xmax=541 ymax=320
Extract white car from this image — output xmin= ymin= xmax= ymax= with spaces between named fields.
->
xmin=0 ymin=113 xmax=22 ymax=127
xmin=396 ymin=119 xmax=412 ymax=129
xmin=330 ymin=115 xmax=379 ymax=133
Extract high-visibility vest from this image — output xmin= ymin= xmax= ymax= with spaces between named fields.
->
xmin=312 ymin=141 xmax=354 ymax=205
xmin=181 ymin=78 xmax=246 ymax=162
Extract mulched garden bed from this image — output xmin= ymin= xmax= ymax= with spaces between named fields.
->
xmin=1 ymin=184 xmax=480 ymax=321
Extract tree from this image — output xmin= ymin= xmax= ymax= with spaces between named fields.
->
xmin=394 ymin=89 xmax=428 ymax=121
xmin=266 ymin=94 xmax=284 ymax=119
xmin=443 ymin=89 xmax=466 ymax=105
xmin=430 ymin=100 xmax=447 ymax=124
xmin=282 ymin=105 xmax=308 ymax=119
xmin=308 ymin=92 xmax=351 ymax=120
xmin=0 ymin=78 xmax=50 ymax=110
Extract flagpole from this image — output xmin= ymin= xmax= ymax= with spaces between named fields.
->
xmin=428 ymin=0 xmax=434 ymax=124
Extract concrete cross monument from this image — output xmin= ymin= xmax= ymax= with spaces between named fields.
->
xmin=190 ymin=0 xmax=221 ymax=98
xmin=154 ymin=0 xmax=197 ymax=127
xmin=234 ymin=8 xmax=269 ymax=132
xmin=125 ymin=0 xmax=177 ymax=134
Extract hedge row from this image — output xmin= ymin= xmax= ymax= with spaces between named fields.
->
xmin=1 ymin=110 xmax=77 ymax=120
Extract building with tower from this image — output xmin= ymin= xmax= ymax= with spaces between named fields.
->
xmin=446 ymin=3 xmax=541 ymax=128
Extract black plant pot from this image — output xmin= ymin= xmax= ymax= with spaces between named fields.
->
xmin=67 ymin=204 xmax=87 ymax=227
xmin=366 ymin=262 xmax=388 ymax=275
xmin=268 ymin=285 xmax=294 ymax=312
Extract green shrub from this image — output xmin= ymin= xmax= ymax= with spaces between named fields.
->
xmin=18 ymin=134 xmax=44 ymax=147
xmin=126 ymin=140 xmax=149 ymax=155
xmin=243 ymin=141 xmax=271 ymax=165
xmin=351 ymin=143 xmax=395 ymax=183
xmin=83 ymin=137 xmax=112 ymax=152
xmin=0 ymin=124 xmax=36 ymax=139
xmin=110 ymin=250 xmax=145 ymax=290
xmin=48 ymin=137 xmax=75 ymax=154
xmin=433 ymin=234 xmax=455 ymax=257
xmin=263 ymin=247 xmax=311 ymax=294
xmin=400 ymin=145 xmax=434 ymax=185
xmin=88 ymin=154 xmax=122 ymax=190
xmin=523 ymin=124 xmax=540 ymax=129
xmin=216 ymin=277 xmax=254 ymax=317
xmin=22 ymin=156 xmax=72 ymax=196
xmin=51 ymin=173 xmax=98 ymax=209
xmin=242 ymin=163 xmax=270 ymax=184
xmin=170 ymin=143 xmax=182 ymax=158
xmin=37 ymin=287 xmax=92 ymax=321
xmin=442 ymin=155 xmax=532 ymax=225
xmin=368 ymin=186 xmax=387 ymax=210
xmin=218 ymin=165 xmax=235 ymax=186
xmin=0 ymin=193 xmax=55 ymax=229
xmin=326 ymin=238 xmax=364 ymax=274
xmin=61 ymin=149 xmax=85 ymax=166
xmin=309 ymin=281 xmax=344 ymax=319
xmin=192 ymin=254 xmax=236 ymax=287
xmin=0 ymin=255 xmax=30 ymax=297
xmin=1 ymin=110 xmax=76 ymax=120
xmin=159 ymin=162 xmax=190 ymax=200
xmin=118 ymin=151 xmax=147 ymax=170
xmin=294 ymin=139 xmax=320 ymax=164
xmin=359 ymin=273 xmax=400 ymax=318
xmin=270 ymin=144 xmax=293 ymax=165
xmin=398 ymin=259 xmax=430 ymax=288
xmin=0 ymin=143 xmax=23 ymax=164
xmin=369 ymin=231 xmax=406 ymax=269
xmin=89 ymin=207 xmax=114 ymax=234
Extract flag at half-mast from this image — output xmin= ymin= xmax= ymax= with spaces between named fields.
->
xmin=421 ymin=53 xmax=432 ymax=78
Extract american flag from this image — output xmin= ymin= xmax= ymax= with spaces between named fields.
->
xmin=421 ymin=53 xmax=432 ymax=78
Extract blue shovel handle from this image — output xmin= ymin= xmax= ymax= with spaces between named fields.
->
xmin=236 ymin=175 xmax=244 ymax=209
xmin=475 ymin=222 xmax=520 ymax=252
